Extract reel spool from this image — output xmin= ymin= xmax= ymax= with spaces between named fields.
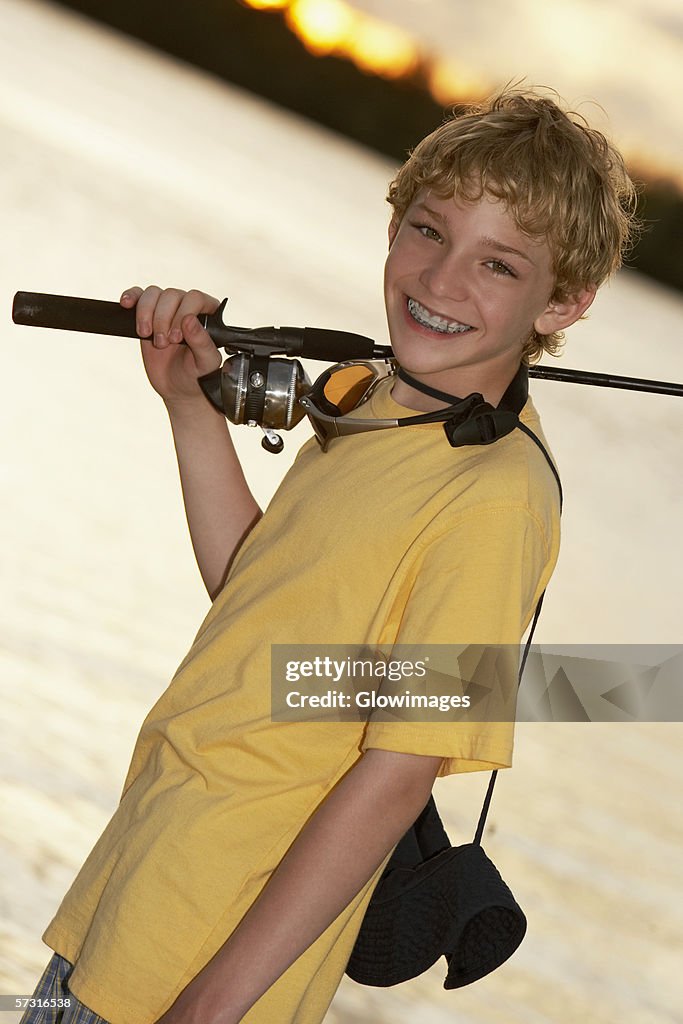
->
xmin=198 ymin=353 xmax=312 ymax=452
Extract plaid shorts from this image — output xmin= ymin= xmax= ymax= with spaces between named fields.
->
xmin=19 ymin=954 xmax=109 ymax=1024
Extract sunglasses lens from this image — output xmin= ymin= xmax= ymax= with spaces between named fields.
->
xmin=322 ymin=365 xmax=377 ymax=414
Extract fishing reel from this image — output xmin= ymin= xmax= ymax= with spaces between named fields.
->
xmin=185 ymin=296 xmax=394 ymax=454
xmin=197 ymin=352 xmax=312 ymax=454
xmin=10 ymin=290 xmax=387 ymax=456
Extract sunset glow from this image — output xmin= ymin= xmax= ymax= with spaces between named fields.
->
xmin=238 ymin=0 xmax=683 ymax=186
xmin=244 ymin=0 xmax=423 ymax=85
xmin=347 ymin=16 xmax=419 ymax=79
xmin=285 ymin=0 xmax=356 ymax=57
xmin=241 ymin=0 xmax=289 ymax=9
xmin=427 ymin=56 xmax=488 ymax=106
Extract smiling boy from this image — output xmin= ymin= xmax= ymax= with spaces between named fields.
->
xmin=386 ymin=192 xmax=591 ymax=405
xmin=24 ymin=89 xmax=638 ymax=1024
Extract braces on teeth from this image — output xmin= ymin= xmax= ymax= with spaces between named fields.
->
xmin=407 ymin=298 xmax=471 ymax=334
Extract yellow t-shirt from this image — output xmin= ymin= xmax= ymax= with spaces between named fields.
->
xmin=44 ymin=378 xmax=560 ymax=1024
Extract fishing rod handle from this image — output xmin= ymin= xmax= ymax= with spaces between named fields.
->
xmin=12 ymin=291 xmax=147 ymax=338
xmin=10 ymin=291 xmax=380 ymax=360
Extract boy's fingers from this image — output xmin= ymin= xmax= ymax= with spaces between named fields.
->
xmin=120 ymin=286 xmax=142 ymax=306
xmin=168 ymin=291 xmax=220 ymax=344
xmin=171 ymin=290 xmax=219 ymax=328
xmin=121 ymin=285 xmax=220 ymax=345
xmin=181 ymin=314 xmax=221 ymax=373
xmin=152 ymin=288 xmax=190 ymax=344
xmin=134 ymin=285 xmax=163 ymax=339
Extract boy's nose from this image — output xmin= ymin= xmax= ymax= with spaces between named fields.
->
xmin=419 ymin=254 xmax=469 ymax=302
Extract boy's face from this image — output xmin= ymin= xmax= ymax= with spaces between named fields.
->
xmin=384 ymin=189 xmax=592 ymax=406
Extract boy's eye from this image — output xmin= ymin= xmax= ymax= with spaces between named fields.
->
xmin=413 ymin=222 xmax=442 ymax=242
xmin=486 ymin=259 xmax=516 ymax=278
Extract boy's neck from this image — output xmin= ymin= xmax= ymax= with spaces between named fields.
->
xmin=390 ymin=360 xmax=525 ymax=412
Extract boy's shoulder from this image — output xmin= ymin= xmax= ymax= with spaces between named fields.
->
xmin=282 ymin=390 xmax=558 ymax=530
xmin=406 ymin=396 xmax=560 ymax=551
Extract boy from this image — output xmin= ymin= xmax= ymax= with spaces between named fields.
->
xmin=24 ymin=89 xmax=637 ymax=1024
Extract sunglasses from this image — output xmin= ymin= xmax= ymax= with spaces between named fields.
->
xmin=300 ymin=358 xmax=500 ymax=452
xmin=299 ymin=359 xmax=415 ymax=451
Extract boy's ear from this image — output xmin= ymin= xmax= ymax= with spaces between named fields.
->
xmin=534 ymin=286 xmax=597 ymax=335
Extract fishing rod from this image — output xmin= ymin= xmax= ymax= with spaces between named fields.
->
xmin=12 ymin=290 xmax=683 ymax=453
xmin=526 ymin=364 xmax=681 ymax=396
xmin=13 ymin=290 xmax=683 ymax=397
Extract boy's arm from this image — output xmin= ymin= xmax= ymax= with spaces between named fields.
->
xmin=155 ymin=748 xmax=442 ymax=1024
xmin=165 ymin=394 xmax=261 ymax=600
xmin=122 ymin=287 xmax=261 ymax=599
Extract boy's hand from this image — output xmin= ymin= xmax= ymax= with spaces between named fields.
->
xmin=121 ymin=286 xmax=222 ymax=410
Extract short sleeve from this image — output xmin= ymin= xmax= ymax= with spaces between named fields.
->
xmin=361 ymin=505 xmax=555 ymax=777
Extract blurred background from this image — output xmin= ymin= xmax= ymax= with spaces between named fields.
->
xmin=50 ymin=0 xmax=683 ymax=293
xmin=1 ymin=0 xmax=681 ymax=1021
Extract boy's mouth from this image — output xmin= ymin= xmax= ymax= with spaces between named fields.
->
xmin=406 ymin=297 xmax=473 ymax=335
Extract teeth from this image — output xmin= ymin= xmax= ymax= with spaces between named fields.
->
xmin=407 ymin=297 xmax=472 ymax=334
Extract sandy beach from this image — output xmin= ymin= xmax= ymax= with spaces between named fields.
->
xmin=1 ymin=2 xmax=682 ymax=1022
